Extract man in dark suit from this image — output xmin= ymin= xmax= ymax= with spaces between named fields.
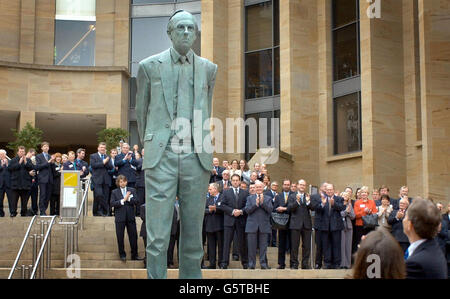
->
xmin=310 ymin=182 xmax=328 ymax=269
xmin=273 ymin=179 xmax=292 ymax=269
xmin=107 ymin=148 xmax=119 ymax=216
xmin=403 ymin=198 xmax=447 ymax=279
xmin=313 ymin=183 xmax=344 ymax=269
xmin=244 ymin=181 xmax=273 ymax=269
xmin=392 ymin=186 xmax=413 ymax=210
xmin=220 ymin=174 xmax=249 ymax=269
xmin=90 ymin=142 xmax=113 ymax=216
xmin=75 ymin=148 xmax=89 ymax=179
xmin=35 ymin=142 xmax=54 ymax=216
xmin=168 ymin=200 xmax=180 ymax=268
xmin=8 ymin=146 xmax=34 ymax=217
xmin=135 ymin=149 xmax=145 ymax=217
xmin=27 ymin=148 xmax=39 ymax=215
xmin=217 ymin=170 xmax=230 ymax=194
xmin=210 ymin=157 xmax=224 ymax=183
xmin=110 ymin=175 xmax=143 ymax=261
xmin=264 ymin=181 xmax=279 ymax=247
xmin=0 ymin=149 xmax=12 ymax=217
xmin=388 ymin=197 xmax=410 ymax=253
xmin=115 ymin=143 xmax=138 ymax=189
xmin=435 ymin=203 xmax=448 ymax=254
xmin=139 ymin=203 xmax=147 ymax=266
xmin=287 ymin=179 xmax=313 ymax=269
xmin=204 ymin=183 xmax=224 ymax=269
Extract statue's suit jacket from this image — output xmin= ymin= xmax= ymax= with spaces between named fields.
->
xmin=136 ymin=48 xmax=218 ymax=171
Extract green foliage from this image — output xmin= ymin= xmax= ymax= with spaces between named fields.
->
xmin=7 ymin=122 xmax=43 ymax=152
xmin=97 ymin=128 xmax=129 ymax=153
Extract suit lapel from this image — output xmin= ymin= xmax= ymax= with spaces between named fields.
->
xmin=158 ymin=50 xmax=174 ymax=120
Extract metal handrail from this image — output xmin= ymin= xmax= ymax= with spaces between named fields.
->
xmin=30 ymin=216 xmax=57 ymax=279
xmin=8 ymin=216 xmax=37 ymax=279
xmin=77 ymin=178 xmax=91 ymax=227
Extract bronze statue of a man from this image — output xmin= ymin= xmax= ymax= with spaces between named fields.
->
xmin=135 ymin=10 xmax=217 ymax=279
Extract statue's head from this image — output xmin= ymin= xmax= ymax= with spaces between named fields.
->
xmin=167 ymin=10 xmax=198 ymax=56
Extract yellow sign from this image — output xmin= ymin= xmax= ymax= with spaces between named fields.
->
xmin=63 ymin=173 xmax=78 ymax=187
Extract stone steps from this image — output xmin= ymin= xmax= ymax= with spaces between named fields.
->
xmin=1 ymin=268 xmax=351 ymax=279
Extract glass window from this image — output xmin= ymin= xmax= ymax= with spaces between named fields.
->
xmin=54 ymin=0 xmax=96 ymax=66
xmin=245 ymin=110 xmax=280 ymax=161
xmin=333 ymin=23 xmax=358 ymax=81
xmin=333 ymin=93 xmax=361 ymax=155
xmin=245 ymin=49 xmax=273 ymax=99
xmin=245 ymin=0 xmax=279 ymax=100
xmin=332 ymin=0 xmax=356 ymax=28
xmin=245 ymin=1 xmax=273 ymax=52
xmin=54 ymin=20 xmax=96 ymax=66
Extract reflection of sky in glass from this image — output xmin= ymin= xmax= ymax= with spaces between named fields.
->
xmin=54 ymin=20 xmax=96 ymax=66
xmin=131 ymin=14 xmax=201 ymax=77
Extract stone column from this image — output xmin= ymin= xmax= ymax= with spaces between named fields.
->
xmin=19 ymin=111 xmax=35 ymax=130
xmin=19 ymin=0 xmax=36 ymax=64
xmin=418 ymin=0 xmax=450 ymax=203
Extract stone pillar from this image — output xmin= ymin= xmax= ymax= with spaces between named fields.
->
xmin=19 ymin=111 xmax=35 ymax=130
xmin=35 ymin=0 xmax=56 ymax=65
xmin=114 ymin=0 xmax=129 ymax=67
xmin=280 ymin=0 xmax=319 ymax=184
xmin=418 ymin=0 xmax=450 ymax=203
xmin=360 ymin=0 xmax=406 ymax=191
xmin=19 ymin=0 xmax=36 ymax=64
xmin=95 ymin=0 xmax=115 ymax=66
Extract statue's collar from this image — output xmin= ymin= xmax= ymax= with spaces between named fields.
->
xmin=170 ymin=47 xmax=194 ymax=64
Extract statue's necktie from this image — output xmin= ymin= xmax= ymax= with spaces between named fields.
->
xmin=176 ymin=56 xmax=192 ymax=129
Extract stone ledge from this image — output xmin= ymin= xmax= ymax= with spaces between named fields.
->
xmin=326 ymin=152 xmax=362 ymax=163
xmin=0 ymin=60 xmax=130 ymax=78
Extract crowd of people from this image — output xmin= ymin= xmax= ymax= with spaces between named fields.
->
xmin=1 ymin=143 xmax=449 ymax=278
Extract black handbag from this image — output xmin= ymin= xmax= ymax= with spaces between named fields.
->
xmin=362 ymin=214 xmax=379 ymax=229
xmin=270 ymin=212 xmax=289 ymax=230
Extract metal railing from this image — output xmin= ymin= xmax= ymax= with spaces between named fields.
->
xmin=8 ymin=216 xmax=57 ymax=279
xmin=60 ymin=178 xmax=91 ymax=267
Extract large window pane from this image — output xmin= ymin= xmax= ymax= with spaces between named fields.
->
xmin=246 ymin=1 xmax=272 ymax=52
xmin=246 ymin=49 xmax=273 ymax=99
xmin=334 ymin=93 xmax=361 ymax=154
xmin=245 ymin=111 xmax=278 ymax=161
xmin=333 ymin=23 xmax=358 ymax=81
xmin=54 ymin=20 xmax=96 ymax=66
xmin=332 ymin=0 xmax=356 ymax=28
xmin=56 ymin=0 xmax=96 ymax=21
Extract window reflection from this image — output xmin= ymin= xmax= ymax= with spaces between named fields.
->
xmin=334 ymin=93 xmax=361 ymax=154
xmin=333 ymin=23 xmax=358 ymax=81
xmin=54 ymin=20 xmax=96 ymax=66
xmin=246 ymin=50 xmax=273 ymax=99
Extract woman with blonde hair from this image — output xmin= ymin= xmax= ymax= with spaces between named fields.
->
xmin=353 ymin=186 xmax=378 ymax=246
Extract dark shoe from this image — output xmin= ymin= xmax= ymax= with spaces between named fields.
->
xmin=132 ymin=256 xmax=144 ymax=261
xmin=10 ymin=213 xmax=17 ymax=217
xmin=290 ymin=265 xmax=298 ymax=270
xmin=277 ymin=265 xmax=285 ymax=269
xmin=249 ymin=266 xmax=255 ymax=270
xmin=232 ymin=255 xmax=239 ymax=261
xmin=201 ymin=264 xmax=209 ymax=269
xmin=315 ymin=264 xmax=322 ymax=269
xmin=219 ymin=264 xmax=228 ymax=269
xmin=242 ymin=264 xmax=248 ymax=269
xmin=120 ymin=256 xmax=126 ymax=262
xmin=208 ymin=265 xmax=216 ymax=269
xmin=168 ymin=264 xmax=176 ymax=269
xmin=261 ymin=264 xmax=270 ymax=270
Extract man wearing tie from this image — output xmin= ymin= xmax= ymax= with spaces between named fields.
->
xmin=245 ymin=180 xmax=273 ymax=269
xmin=0 ymin=149 xmax=12 ymax=217
xmin=108 ymin=148 xmax=119 ymax=216
xmin=90 ymin=142 xmax=114 ymax=216
xmin=35 ymin=142 xmax=54 ymax=215
xmin=75 ymin=148 xmax=89 ymax=180
xmin=204 ymin=183 xmax=224 ymax=269
xmin=115 ymin=143 xmax=138 ymax=189
xmin=313 ymin=183 xmax=344 ymax=269
xmin=220 ymin=174 xmax=249 ymax=269
xmin=273 ymin=179 xmax=292 ymax=269
xmin=287 ymin=179 xmax=313 ymax=269
xmin=110 ymin=175 xmax=143 ymax=262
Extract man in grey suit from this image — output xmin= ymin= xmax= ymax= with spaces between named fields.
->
xmin=244 ymin=180 xmax=273 ymax=269
xmin=136 ymin=10 xmax=217 ymax=279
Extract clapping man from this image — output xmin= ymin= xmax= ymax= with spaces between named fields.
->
xmin=210 ymin=157 xmax=224 ymax=183
xmin=110 ymin=175 xmax=143 ymax=262
xmin=115 ymin=143 xmax=138 ymax=189
xmin=273 ymin=179 xmax=292 ymax=269
xmin=90 ymin=142 xmax=113 ymax=216
xmin=287 ymin=179 xmax=313 ymax=269
xmin=389 ymin=197 xmax=411 ymax=253
xmin=0 ymin=149 xmax=12 ymax=217
xmin=35 ymin=142 xmax=54 ymax=215
xmin=220 ymin=174 xmax=249 ymax=269
xmin=8 ymin=146 xmax=34 ymax=217
xmin=217 ymin=170 xmax=231 ymax=193
xmin=245 ymin=180 xmax=273 ymax=269
xmin=76 ymin=148 xmax=89 ymax=180
xmin=204 ymin=183 xmax=224 ymax=269
xmin=313 ymin=183 xmax=344 ymax=269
